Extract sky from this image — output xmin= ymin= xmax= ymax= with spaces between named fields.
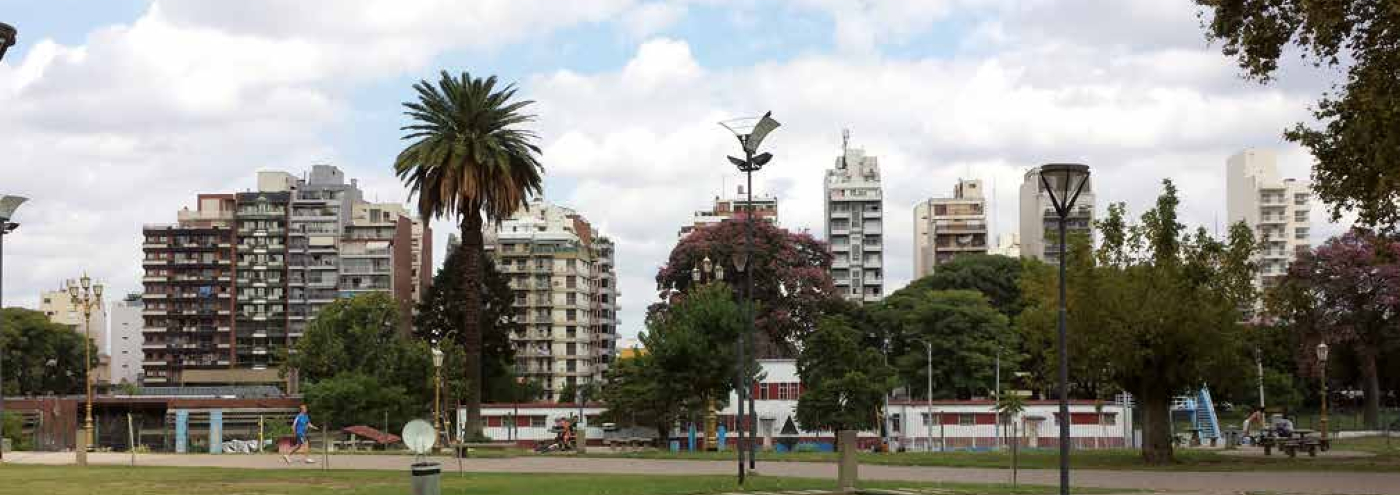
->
xmin=0 ymin=0 xmax=1355 ymax=343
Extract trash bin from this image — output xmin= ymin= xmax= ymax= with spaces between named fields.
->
xmin=411 ymin=462 xmax=441 ymax=495
xmin=1223 ymin=429 xmax=1240 ymax=449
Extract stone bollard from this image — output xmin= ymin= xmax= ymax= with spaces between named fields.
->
xmin=75 ymin=430 xmax=88 ymax=466
xmin=576 ymin=428 xmax=587 ymax=454
xmin=837 ymin=430 xmax=858 ymax=493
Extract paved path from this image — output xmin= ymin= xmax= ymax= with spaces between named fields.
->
xmin=7 ymin=451 xmax=1398 ymax=495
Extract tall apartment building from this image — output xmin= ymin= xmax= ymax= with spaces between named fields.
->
xmin=1019 ymin=165 xmax=1096 ymax=263
xmin=109 ymin=293 xmax=145 ymax=385
xmin=39 ymin=282 xmax=111 ymax=383
xmin=913 ymin=179 xmax=988 ymax=279
xmin=824 ymin=132 xmax=884 ymax=304
xmin=1226 ymin=149 xmax=1312 ymax=290
xmin=677 ymin=186 xmax=779 ymax=238
xmin=484 ymin=201 xmax=620 ymax=400
xmin=140 ymin=165 xmax=431 ymax=387
xmin=988 ymin=233 xmax=1021 ymax=258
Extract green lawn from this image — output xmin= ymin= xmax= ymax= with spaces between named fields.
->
xmin=582 ymin=439 xmax=1400 ymax=472
xmin=0 ymin=465 xmax=1089 ymax=495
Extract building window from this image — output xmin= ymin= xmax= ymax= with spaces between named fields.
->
xmin=921 ymin=413 xmax=940 ymax=426
xmin=959 ymin=414 xmax=975 ymax=426
xmin=530 ymin=416 xmax=546 ymax=428
xmin=889 ymin=414 xmax=901 ymax=433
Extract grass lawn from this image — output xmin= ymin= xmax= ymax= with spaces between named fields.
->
xmin=0 ymin=465 xmax=1091 ymax=495
xmin=582 ymin=439 xmax=1400 ymax=472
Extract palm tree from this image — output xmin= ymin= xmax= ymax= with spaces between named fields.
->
xmin=395 ymin=71 xmax=544 ymax=439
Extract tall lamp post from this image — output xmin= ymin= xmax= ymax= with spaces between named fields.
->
xmin=67 ymin=274 xmax=103 ymax=450
xmin=432 ymin=346 xmax=444 ymax=443
xmin=692 ymin=256 xmax=726 ymax=455
xmin=720 ymin=111 xmax=780 ymax=474
xmin=1037 ymin=163 xmax=1090 ymax=495
xmin=0 ymin=195 xmax=26 ymax=462
xmin=1316 ymin=342 xmax=1329 ymax=445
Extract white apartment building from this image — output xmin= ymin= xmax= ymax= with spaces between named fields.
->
xmin=485 ymin=201 xmax=620 ymax=400
xmin=824 ymin=134 xmax=885 ymax=304
xmin=1225 ymin=149 xmax=1312 ymax=290
xmin=1019 ymin=166 xmax=1096 ymax=263
xmin=109 ymin=293 xmax=145 ymax=385
xmin=678 ymin=187 xmax=779 ymax=239
xmin=989 ymin=233 xmax=1021 ymax=258
xmin=39 ymin=283 xmax=110 ymax=383
xmin=914 ymin=179 xmax=989 ymax=279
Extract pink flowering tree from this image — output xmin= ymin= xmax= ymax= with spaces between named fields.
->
xmin=1268 ymin=228 xmax=1400 ymax=428
xmin=653 ymin=216 xmax=841 ymax=358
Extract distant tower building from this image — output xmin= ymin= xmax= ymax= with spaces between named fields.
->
xmin=484 ymin=201 xmax=620 ymax=401
xmin=39 ymin=281 xmax=110 ymax=384
xmin=824 ymin=130 xmax=884 ymax=304
xmin=1019 ymin=165 xmax=1096 ymax=263
xmin=913 ymin=179 xmax=988 ymax=279
xmin=1226 ymin=149 xmax=1311 ymax=291
xmin=678 ymin=187 xmax=779 ymax=239
xmin=109 ymin=293 xmax=145 ymax=385
xmin=988 ymin=233 xmax=1021 ymax=258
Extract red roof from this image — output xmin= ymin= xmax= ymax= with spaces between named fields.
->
xmin=341 ymin=425 xmax=401 ymax=445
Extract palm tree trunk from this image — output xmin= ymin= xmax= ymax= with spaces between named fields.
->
xmin=459 ymin=212 xmax=485 ymax=440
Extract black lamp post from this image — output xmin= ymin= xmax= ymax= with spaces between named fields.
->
xmin=1037 ymin=163 xmax=1090 ymax=495
xmin=0 ymin=195 xmax=25 ymax=462
xmin=720 ymin=111 xmax=779 ymax=481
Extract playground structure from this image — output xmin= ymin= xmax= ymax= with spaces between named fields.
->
xmin=1171 ymin=386 xmax=1222 ymax=447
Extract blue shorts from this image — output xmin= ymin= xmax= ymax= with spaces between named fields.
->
xmin=295 ymin=433 xmax=308 ymax=445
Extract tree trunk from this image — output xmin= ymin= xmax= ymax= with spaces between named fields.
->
xmin=1359 ymin=350 xmax=1381 ymax=429
xmin=460 ymin=212 xmax=485 ymax=440
xmin=1138 ymin=387 xmax=1174 ymax=464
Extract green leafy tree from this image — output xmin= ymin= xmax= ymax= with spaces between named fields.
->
xmin=995 ymin=392 xmax=1028 ymax=485
xmin=394 ymin=70 xmax=544 ymax=437
xmin=1197 ymin=1 xmax=1400 ymax=227
xmin=795 ymin=316 xmax=898 ymax=432
xmin=286 ymin=293 xmax=437 ymax=430
xmin=415 ymin=248 xmax=520 ymax=403
xmin=903 ymin=254 xmax=1025 ymax=319
xmin=874 ymin=289 xmax=1016 ymax=399
xmin=303 ymin=373 xmax=416 ymax=430
xmin=557 ymin=381 xmax=600 ymax=404
xmin=1020 ymin=180 xmax=1254 ymax=464
xmin=1 ymin=307 xmax=95 ymax=396
xmin=603 ymin=283 xmax=751 ymax=442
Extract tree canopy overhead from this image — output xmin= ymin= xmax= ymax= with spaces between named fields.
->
xmin=1198 ymin=0 xmax=1400 ymax=227
xmin=654 ymin=218 xmax=840 ymax=358
xmin=1 ymin=307 xmax=96 ymax=396
xmin=795 ymin=315 xmax=898 ymax=433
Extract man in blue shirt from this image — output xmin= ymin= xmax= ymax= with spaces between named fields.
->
xmin=283 ymin=404 xmax=318 ymax=464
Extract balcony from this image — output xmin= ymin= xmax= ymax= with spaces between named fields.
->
xmin=143 ymin=259 xmax=169 ymax=266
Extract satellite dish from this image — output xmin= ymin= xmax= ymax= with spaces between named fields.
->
xmin=402 ymin=419 xmax=437 ymax=455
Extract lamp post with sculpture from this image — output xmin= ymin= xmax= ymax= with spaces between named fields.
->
xmin=0 ymin=194 xmax=26 ymax=461
xmin=68 ymin=274 xmax=103 ymax=450
xmin=1037 ymin=163 xmax=1091 ymax=495
xmin=720 ymin=111 xmax=779 ymax=474
xmin=1317 ymin=342 xmax=1329 ymax=447
xmin=691 ymin=256 xmax=726 ymax=453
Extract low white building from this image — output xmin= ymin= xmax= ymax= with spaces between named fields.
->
xmin=462 ymin=360 xmax=1132 ymax=451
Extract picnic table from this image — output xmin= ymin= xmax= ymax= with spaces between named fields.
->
xmin=1254 ymin=428 xmax=1330 ymax=457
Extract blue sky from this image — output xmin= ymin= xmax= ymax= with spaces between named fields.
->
xmin=0 ymin=0 xmax=1347 ymax=344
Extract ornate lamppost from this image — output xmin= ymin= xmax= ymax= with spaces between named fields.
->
xmin=1317 ymin=342 xmax=1329 ymax=446
xmin=720 ymin=111 xmax=779 ymax=477
xmin=0 ymin=194 xmax=26 ymax=462
xmin=692 ymin=256 xmax=726 ymax=452
xmin=68 ymin=274 xmax=103 ymax=450
xmin=1037 ymin=163 xmax=1090 ymax=495
xmin=432 ymin=346 xmax=445 ymax=445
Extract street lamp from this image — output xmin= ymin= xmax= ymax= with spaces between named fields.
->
xmin=68 ymin=273 xmax=103 ymax=450
xmin=721 ymin=111 xmax=780 ymax=479
xmin=432 ymin=346 xmax=444 ymax=444
xmin=1037 ymin=163 xmax=1090 ymax=495
xmin=692 ymin=255 xmax=725 ymax=453
xmin=0 ymin=22 xmax=17 ymax=62
xmin=0 ymin=194 xmax=26 ymax=462
xmin=1316 ymin=342 xmax=1329 ymax=445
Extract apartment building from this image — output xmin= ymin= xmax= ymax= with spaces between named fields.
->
xmin=913 ymin=179 xmax=989 ymax=279
xmin=484 ymin=201 xmax=620 ymax=400
xmin=109 ymin=293 xmax=145 ymax=385
xmin=1019 ymin=165 xmax=1096 ymax=263
xmin=824 ymin=132 xmax=884 ymax=304
xmin=1225 ymin=149 xmax=1312 ymax=290
xmin=677 ymin=186 xmax=779 ymax=239
xmin=39 ymin=282 xmax=111 ymax=384
xmin=140 ymin=165 xmax=430 ymax=387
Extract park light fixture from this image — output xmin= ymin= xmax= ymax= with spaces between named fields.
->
xmin=1316 ymin=342 xmax=1329 ymax=363
xmin=0 ymin=23 xmax=16 ymax=62
xmin=1317 ymin=341 xmax=1330 ymax=444
xmin=432 ymin=346 xmax=444 ymax=368
xmin=1037 ymin=163 xmax=1090 ymax=495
